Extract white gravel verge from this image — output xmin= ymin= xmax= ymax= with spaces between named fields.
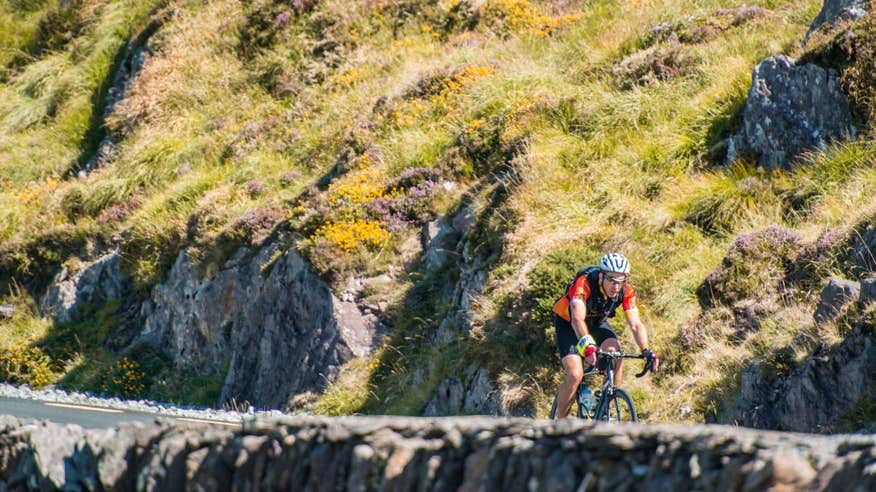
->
xmin=0 ymin=383 xmax=288 ymax=423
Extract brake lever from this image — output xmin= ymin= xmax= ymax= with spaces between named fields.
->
xmin=635 ymin=358 xmax=652 ymax=378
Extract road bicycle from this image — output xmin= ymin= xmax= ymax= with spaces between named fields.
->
xmin=549 ymin=350 xmax=654 ymax=421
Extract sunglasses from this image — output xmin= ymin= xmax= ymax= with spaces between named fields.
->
xmin=604 ymin=275 xmax=627 ymax=286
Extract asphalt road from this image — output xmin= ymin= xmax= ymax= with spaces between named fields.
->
xmin=0 ymin=396 xmax=242 ymax=429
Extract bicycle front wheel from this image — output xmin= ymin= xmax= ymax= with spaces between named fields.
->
xmin=596 ymin=388 xmax=637 ymax=422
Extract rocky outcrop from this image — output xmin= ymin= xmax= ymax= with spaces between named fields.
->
xmin=808 ymin=0 xmax=870 ymax=36
xmin=862 ymin=277 xmax=876 ymax=305
xmin=729 ymin=327 xmax=875 ymax=432
xmin=421 ymin=217 xmax=458 ymax=272
xmin=814 ymin=277 xmax=861 ymax=323
xmin=428 ymin=203 xmax=488 ymax=345
xmin=1 ymin=415 xmax=874 ymax=491
xmin=727 ymin=55 xmax=855 ymax=169
xmin=423 ymin=366 xmax=507 ymax=417
xmin=696 ymin=223 xmax=876 ymax=431
xmin=39 ymin=250 xmax=127 ymax=325
xmin=139 ymin=243 xmax=378 ymax=409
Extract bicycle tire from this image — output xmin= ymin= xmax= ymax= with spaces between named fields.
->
xmin=595 ymin=388 xmax=637 ymax=422
xmin=549 ymin=394 xmax=559 ymax=419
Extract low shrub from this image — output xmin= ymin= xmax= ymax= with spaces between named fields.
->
xmin=0 ymin=223 xmax=99 ymax=297
xmin=697 ymin=225 xmax=805 ymax=307
xmin=0 ymin=344 xmax=53 ymax=388
xmin=612 ymin=42 xmax=699 ymax=90
xmin=100 ymin=356 xmax=146 ymax=398
xmin=188 ymin=205 xmax=288 ymax=277
xmin=481 ymin=0 xmax=584 ymax=38
xmin=641 ymin=6 xmax=771 ymax=48
xmin=836 ymin=393 xmax=876 ymax=433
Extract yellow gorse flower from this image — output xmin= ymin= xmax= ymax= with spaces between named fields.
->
xmin=488 ymin=0 xmax=584 ymax=37
xmin=404 ymin=64 xmax=497 ymax=127
xmin=102 ymin=357 xmax=146 ymax=397
xmin=0 ymin=345 xmax=53 ymax=388
xmin=316 ymin=219 xmax=391 ymax=252
xmin=15 ymin=174 xmax=62 ymax=205
xmin=328 ymin=167 xmax=384 ymax=206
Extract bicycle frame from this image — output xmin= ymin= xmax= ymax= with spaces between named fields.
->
xmin=550 ymin=349 xmax=653 ymax=420
xmin=576 ymin=350 xmax=647 ymax=420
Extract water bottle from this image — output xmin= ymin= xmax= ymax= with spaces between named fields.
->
xmin=579 ymin=387 xmax=594 ymax=418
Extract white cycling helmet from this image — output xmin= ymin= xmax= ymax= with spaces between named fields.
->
xmin=599 ymin=252 xmax=630 ymax=275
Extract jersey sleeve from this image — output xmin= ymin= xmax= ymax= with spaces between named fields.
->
xmin=622 ymin=284 xmax=638 ymax=313
xmin=568 ymin=275 xmax=591 ymax=302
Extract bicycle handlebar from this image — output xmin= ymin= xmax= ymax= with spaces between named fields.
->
xmin=595 ymin=350 xmax=654 ymax=378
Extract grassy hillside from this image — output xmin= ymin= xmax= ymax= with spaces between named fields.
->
xmin=0 ymin=0 xmax=874 ymax=424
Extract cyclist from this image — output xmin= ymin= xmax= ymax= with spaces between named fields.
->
xmin=551 ymin=252 xmax=659 ymax=419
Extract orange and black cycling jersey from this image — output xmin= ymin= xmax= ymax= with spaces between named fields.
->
xmin=552 ymin=268 xmax=637 ymax=323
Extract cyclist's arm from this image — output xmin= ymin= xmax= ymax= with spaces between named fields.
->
xmin=624 ymin=309 xmax=650 ymax=352
xmin=621 ymin=284 xmax=650 ymax=352
xmin=569 ymin=298 xmax=589 ymax=339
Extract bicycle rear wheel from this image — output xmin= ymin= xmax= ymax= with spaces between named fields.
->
xmin=549 ymin=394 xmax=559 ymax=419
xmin=596 ymin=388 xmax=637 ymax=422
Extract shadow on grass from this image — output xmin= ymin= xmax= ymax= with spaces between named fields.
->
xmin=67 ymin=15 xmax=165 ymax=178
xmin=357 ymin=156 xmax=564 ymax=415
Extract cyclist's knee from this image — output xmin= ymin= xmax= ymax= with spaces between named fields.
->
xmin=600 ymin=337 xmax=621 ymax=351
xmin=565 ymin=366 xmax=584 ymax=383
xmin=562 ymin=359 xmax=584 ymax=383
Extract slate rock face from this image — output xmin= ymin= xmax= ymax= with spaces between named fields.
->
xmin=730 ymin=326 xmax=876 ymax=432
xmin=421 ymin=217 xmax=458 ymax=272
xmin=140 ymin=243 xmax=378 ymax=409
xmin=808 ymin=0 xmax=870 ymax=37
xmin=861 ymin=277 xmax=876 ymax=305
xmin=39 ymin=250 xmax=128 ymax=325
xmin=813 ymin=277 xmax=861 ymax=324
xmin=423 ymin=366 xmax=507 ymax=416
xmin=728 ymin=55 xmax=855 ymax=169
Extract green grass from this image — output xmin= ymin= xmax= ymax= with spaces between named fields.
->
xmin=2 ymin=0 xmax=875 ymax=424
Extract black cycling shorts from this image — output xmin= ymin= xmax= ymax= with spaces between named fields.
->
xmin=554 ymin=314 xmax=618 ymax=359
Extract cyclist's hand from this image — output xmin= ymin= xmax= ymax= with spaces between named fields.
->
xmin=642 ymin=348 xmax=659 ymax=372
xmin=576 ymin=335 xmax=597 ymax=366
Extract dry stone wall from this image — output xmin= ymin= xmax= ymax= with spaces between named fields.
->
xmin=1 ymin=415 xmax=874 ymax=491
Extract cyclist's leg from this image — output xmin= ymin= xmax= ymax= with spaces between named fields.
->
xmin=554 ymin=315 xmax=583 ymax=419
xmin=591 ymin=322 xmax=623 ymax=386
